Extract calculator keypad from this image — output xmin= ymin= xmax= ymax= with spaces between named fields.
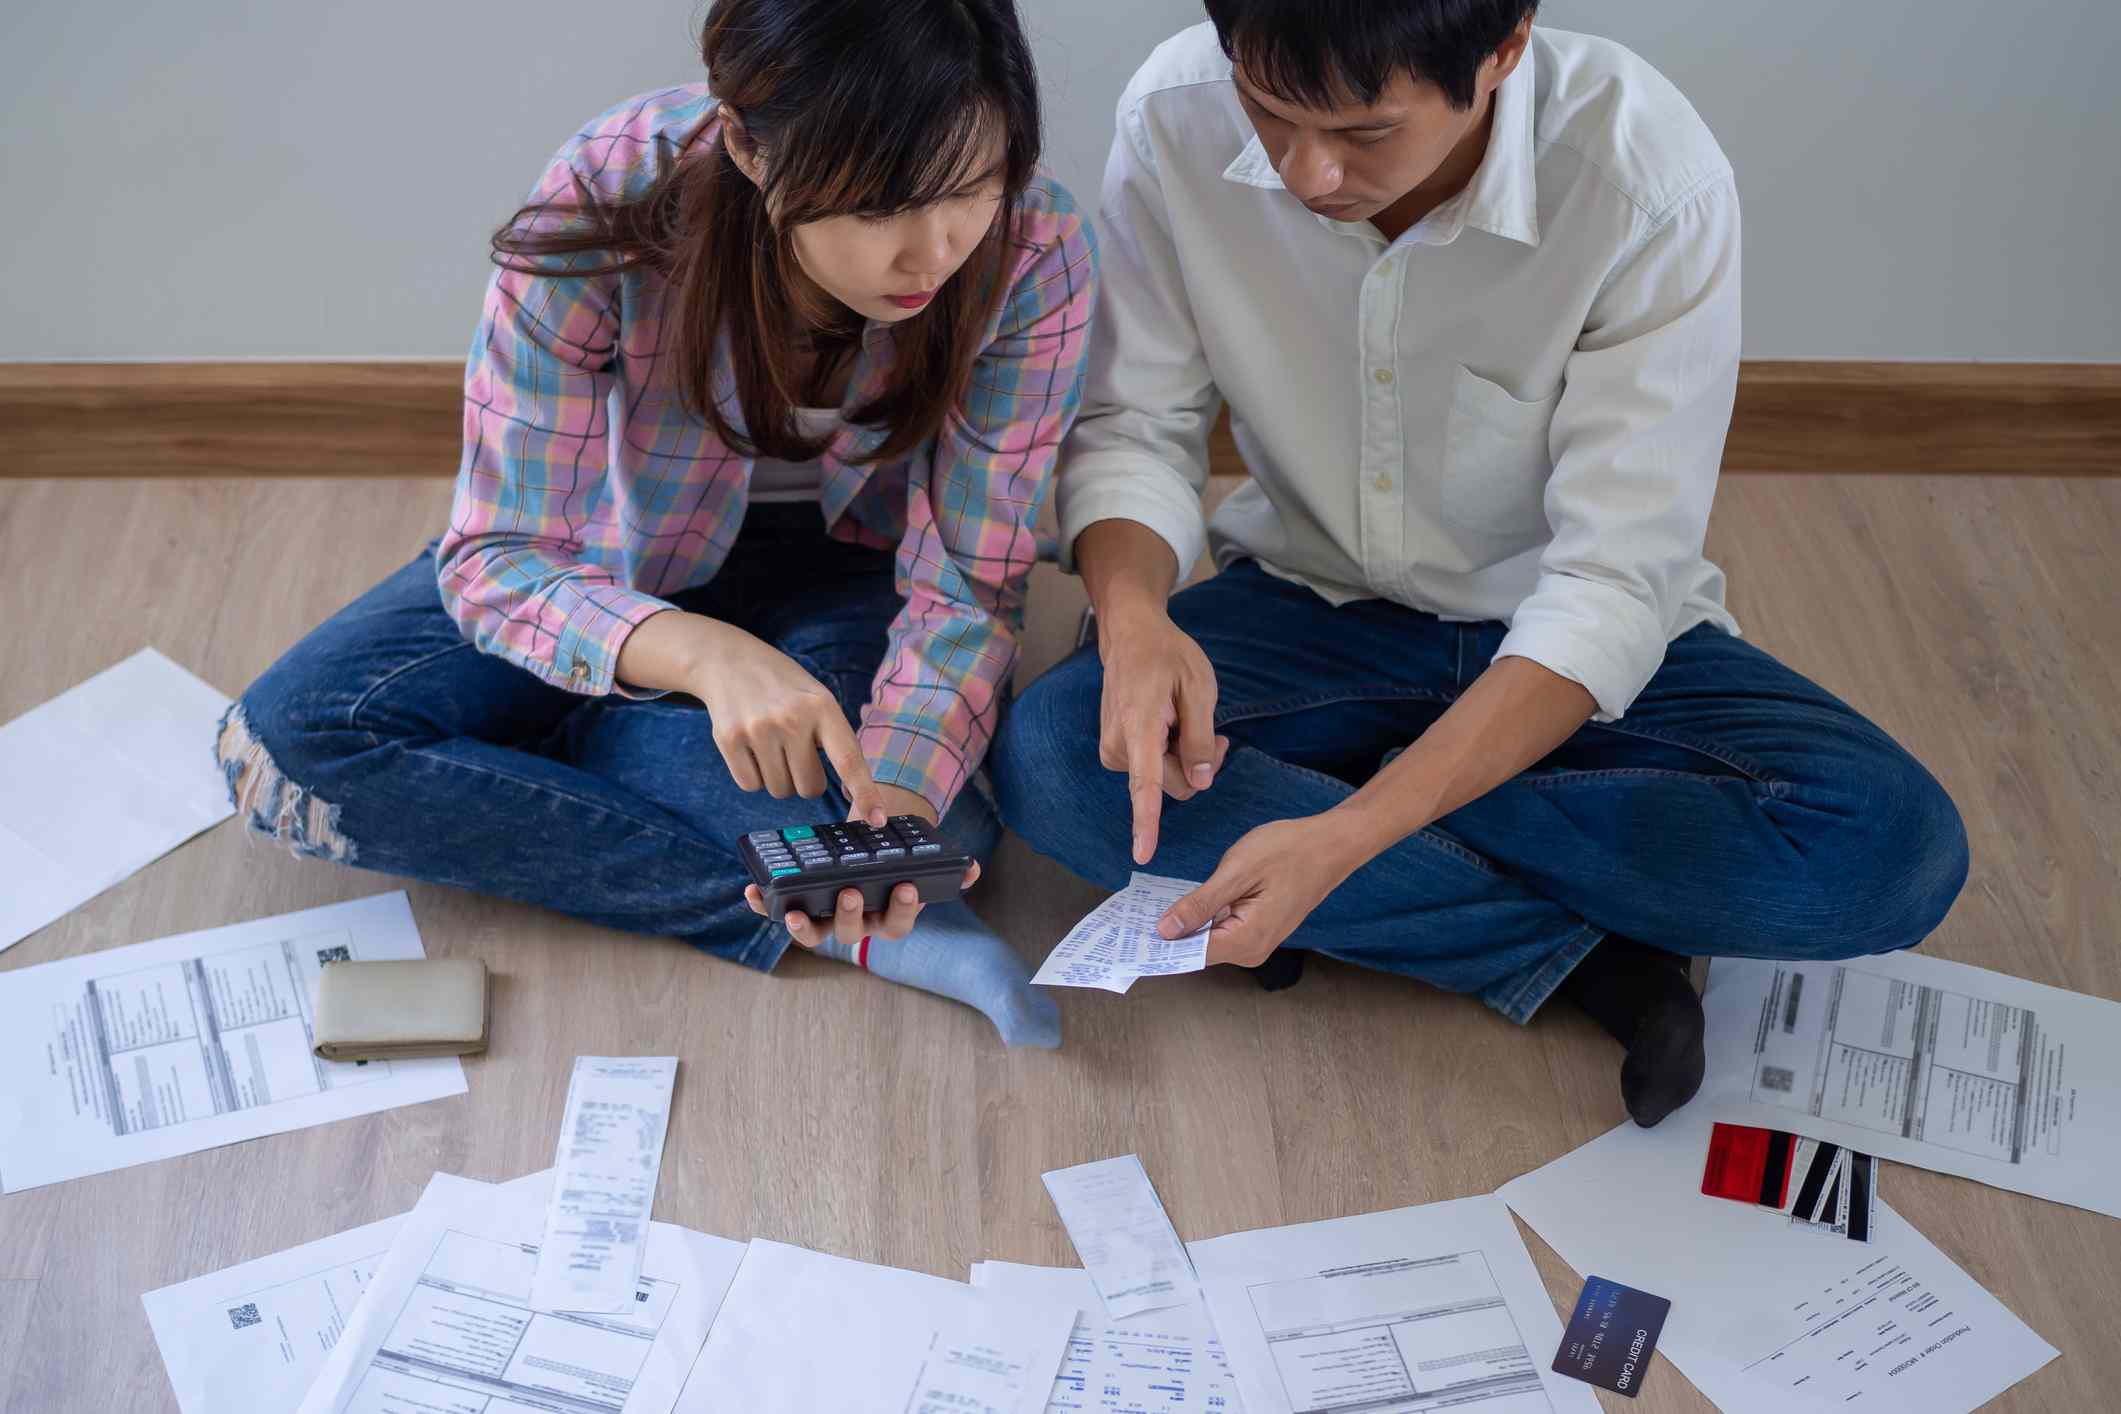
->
xmin=751 ymin=816 xmax=942 ymax=877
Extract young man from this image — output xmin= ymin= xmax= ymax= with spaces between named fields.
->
xmin=992 ymin=1 xmax=1968 ymax=1124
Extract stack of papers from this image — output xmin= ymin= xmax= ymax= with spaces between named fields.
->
xmin=0 ymin=648 xmax=233 ymax=952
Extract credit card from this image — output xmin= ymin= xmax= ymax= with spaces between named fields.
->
xmin=1847 ymin=1151 xmax=1875 ymax=1242
xmin=1788 ymin=1145 xmax=1878 ymax=1243
xmin=1702 ymin=1123 xmax=1796 ymax=1208
xmin=1775 ymin=1138 xmax=1820 ymax=1214
xmin=1552 ymin=1275 xmax=1671 ymax=1399
xmin=1788 ymin=1141 xmax=1843 ymax=1225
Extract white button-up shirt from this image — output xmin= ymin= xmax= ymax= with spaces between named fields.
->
xmin=1058 ymin=24 xmax=1743 ymax=720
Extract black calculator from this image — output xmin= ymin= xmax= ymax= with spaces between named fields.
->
xmin=740 ymin=816 xmax=973 ymax=920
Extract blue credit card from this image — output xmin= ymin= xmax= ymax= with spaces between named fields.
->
xmin=1552 ymin=1275 xmax=1671 ymax=1398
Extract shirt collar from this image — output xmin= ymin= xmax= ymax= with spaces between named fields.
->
xmin=1219 ymin=42 xmax=1540 ymax=250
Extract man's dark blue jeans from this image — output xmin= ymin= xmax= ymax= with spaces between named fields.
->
xmin=991 ymin=560 xmax=1969 ymax=1022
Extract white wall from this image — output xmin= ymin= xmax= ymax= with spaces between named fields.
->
xmin=3 ymin=0 xmax=2115 ymax=361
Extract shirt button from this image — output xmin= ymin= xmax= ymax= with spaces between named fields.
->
xmin=1373 ymin=368 xmax=1395 ymax=385
xmin=1373 ymin=473 xmax=1393 ymax=491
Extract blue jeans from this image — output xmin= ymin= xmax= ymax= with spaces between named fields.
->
xmin=221 ymin=504 xmax=1000 ymax=971
xmin=990 ymin=560 xmax=1969 ymax=1022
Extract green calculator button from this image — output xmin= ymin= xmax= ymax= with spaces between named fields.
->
xmin=769 ymin=866 xmax=801 ymax=877
xmin=780 ymin=825 xmax=816 ymax=841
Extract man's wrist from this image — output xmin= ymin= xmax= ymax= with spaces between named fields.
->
xmin=1324 ymin=768 xmax=1446 ymax=872
xmin=1290 ymin=808 xmax=1389 ymax=892
xmin=1076 ymin=519 xmax=1180 ymax=632
xmin=1093 ymin=588 xmax=1171 ymax=649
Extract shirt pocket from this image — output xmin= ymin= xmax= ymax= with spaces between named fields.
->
xmin=1436 ymin=363 xmax=1560 ymax=549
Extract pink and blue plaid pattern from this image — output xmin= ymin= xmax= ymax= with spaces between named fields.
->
xmin=438 ymin=88 xmax=1096 ymax=816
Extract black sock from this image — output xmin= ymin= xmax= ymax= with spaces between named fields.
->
xmin=1254 ymin=948 xmax=1307 ymax=992
xmin=1557 ymin=936 xmax=1705 ymax=1127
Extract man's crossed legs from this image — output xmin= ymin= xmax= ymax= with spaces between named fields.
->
xmin=992 ymin=560 xmax=1969 ymax=1121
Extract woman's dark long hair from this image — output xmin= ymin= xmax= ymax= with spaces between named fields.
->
xmin=491 ymin=0 xmax=1043 ymax=465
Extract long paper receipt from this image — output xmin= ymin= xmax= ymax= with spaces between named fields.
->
xmin=531 ymin=1055 xmax=680 ymax=1313
xmin=1042 ymin=1154 xmax=1198 ymax=1318
xmin=1033 ymin=873 xmax=1210 ymax=993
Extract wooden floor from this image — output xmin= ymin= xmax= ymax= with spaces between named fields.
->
xmin=0 ymin=472 xmax=2116 ymax=1413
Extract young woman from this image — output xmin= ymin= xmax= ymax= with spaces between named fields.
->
xmin=215 ymin=0 xmax=1094 ymax=1046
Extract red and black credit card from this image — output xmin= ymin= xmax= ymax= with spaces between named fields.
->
xmin=1701 ymin=1123 xmax=1798 ymax=1208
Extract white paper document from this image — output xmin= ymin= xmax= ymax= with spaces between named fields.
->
xmin=1701 ymin=952 xmax=2121 ymax=1217
xmin=1190 ymin=1195 xmax=1597 ymax=1414
xmin=532 ymin=1056 xmax=680 ymax=1314
xmin=142 ymin=1170 xmax=552 ymax=1414
xmin=295 ymin=1171 xmax=743 ymax=1414
xmin=678 ymin=1240 xmax=1077 ymax=1413
xmin=1033 ymin=873 xmax=1210 ymax=993
xmin=0 ymin=648 xmax=233 ymax=952
xmin=0 ymin=892 xmax=466 ymax=1193
xmin=1042 ymin=1154 xmax=1199 ymax=1318
xmin=971 ymin=1260 xmax=1244 ymax=1412
xmin=1497 ymin=1112 xmax=2058 ymax=1413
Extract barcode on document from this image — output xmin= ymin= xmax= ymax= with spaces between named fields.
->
xmin=1759 ymin=1065 xmax=1795 ymax=1094
xmin=227 ymin=1302 xmax=262 ymax=1330
xmin=1782 ymin=972 xmax=1805 ymax=1032
xmin=316 ymin=945 xmax=352 ymax=965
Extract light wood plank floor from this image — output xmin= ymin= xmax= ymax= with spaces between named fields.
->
xmin=1 ymin=473 xmax=2116 ymax=1412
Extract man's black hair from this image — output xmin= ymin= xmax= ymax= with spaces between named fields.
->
xmin=1202 ymin=0 xmax=1539 ymax=111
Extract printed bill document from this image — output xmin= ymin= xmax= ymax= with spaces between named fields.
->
xmin=970 ymin=1261 xmax=1242 ymax=1413
xmin=293 ymin=1171 xmax=743 ymax=1414
xmin=0 ymin=892 xmax=466 ymax=1192
xmin=142 ymin=1171 xmax=554 ymax=1414
xmin=1701 ymin=952 xmax=2121 ymax=1217
xmin=1191 ymin=1194 xmax=1598 ymax=1414
xmin=1497 ymin=1111 xmax=2057 ymax=1413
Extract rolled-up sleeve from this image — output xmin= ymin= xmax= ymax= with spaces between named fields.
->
xmin=1497 ymin=175 xmax=1742 ymax=720
xmin=1054 ymin=98 xmax=1218 ymax=580
xmin=435 ymin=143 xmax=672 ymax=698
xmin=860 ymin=183 xmax=1099 ymax=816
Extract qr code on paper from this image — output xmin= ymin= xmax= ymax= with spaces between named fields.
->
xmin=316 ymin=945 xmax=353 ymax=965
xmin=1759 ymin=1065 xmax=1795 ymax=1094
xmin=227 ymin=1302 xmax=261 ymax=1330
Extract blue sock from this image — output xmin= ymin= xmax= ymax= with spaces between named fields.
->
xmin=815 ymin=900 xmax=1061 ymax=1048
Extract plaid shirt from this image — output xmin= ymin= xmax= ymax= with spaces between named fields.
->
xmin=438 ymin=88 xmax=1097 ymax=816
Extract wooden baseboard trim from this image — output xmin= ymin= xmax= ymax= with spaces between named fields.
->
xmin=1 ymin=359 xmax=2114 ymax=478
